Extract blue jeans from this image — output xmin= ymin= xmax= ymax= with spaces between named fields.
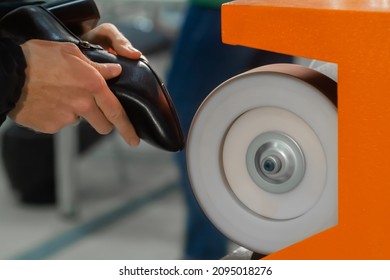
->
xmin=166 ymin=5 xmax=293 ymax=259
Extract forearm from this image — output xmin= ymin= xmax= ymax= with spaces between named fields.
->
xmin=0 ymin=37 xmax=26 ymax=124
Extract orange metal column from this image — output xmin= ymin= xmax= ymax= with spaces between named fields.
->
xmin=222 ymin=0 xmax=390 ymax=259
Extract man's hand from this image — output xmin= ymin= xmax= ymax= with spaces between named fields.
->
xmin=12 ymin=39 xmax=140 ymax=147
xmin=81 ymin=23 xmax=142 ymax=59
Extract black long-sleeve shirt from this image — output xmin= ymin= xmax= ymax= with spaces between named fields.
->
xmin=0 ymin=1 xmax=44 ymax=124
xmin=0 ymin=38 xmax=26 ymax=124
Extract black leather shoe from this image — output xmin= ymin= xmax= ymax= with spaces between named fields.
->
xmin=44 ymin=0 xmax=100 ymax=35
xmin=0 ymin=0 xmax=100 ymax=35
xmin=0 ymin=5 xmax=184 ymax=152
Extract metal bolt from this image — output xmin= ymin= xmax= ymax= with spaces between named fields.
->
xmin=261 ymin=156 xmax=282 ymax=174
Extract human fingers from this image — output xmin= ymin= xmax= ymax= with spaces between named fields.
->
xmin=75 ymin=99 xmax=114 ymax=135
xmin=61 ymin=41 xmax=123 ymax=80
xmin=89 ymin=61 xmax=122 ymax=80
xmin=94 ymin=87 xmax=140 ymax=146
xmin=61 ymin=42 xmax=139 ymax=145
xmin=82 ymin=23 xmax=142 ymax=59
xmin=68 ymin=56 xmax=123 ymax=135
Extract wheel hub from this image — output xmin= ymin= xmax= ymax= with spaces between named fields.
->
xmin=246 ymin=131 xmax=305 ymax=193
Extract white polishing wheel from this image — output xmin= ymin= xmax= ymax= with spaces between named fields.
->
xmin=187 ymin=64 xmax=338 ymax=254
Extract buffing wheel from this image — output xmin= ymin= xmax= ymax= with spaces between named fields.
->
xmin=187 ymin=63 xmax=337 ymax=254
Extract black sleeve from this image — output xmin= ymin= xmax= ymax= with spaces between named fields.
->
xmin=0 ymin=37 xmax=26 ymax=124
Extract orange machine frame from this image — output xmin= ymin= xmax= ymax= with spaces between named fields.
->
xmin=222 ymin=0 xmax=390 ymax=259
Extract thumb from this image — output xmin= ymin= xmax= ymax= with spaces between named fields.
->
xmin=91 ymin=62 xmax=122 ymax=80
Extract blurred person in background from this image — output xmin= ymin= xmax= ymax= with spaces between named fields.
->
xmin=166 ymin=0 xmax=293 ymax=259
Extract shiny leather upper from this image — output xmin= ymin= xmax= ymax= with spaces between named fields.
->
xmin=0 ymin=5 xmax=184 ymax=152
xmin=44 ymin=0 xmax=100 ymax=35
